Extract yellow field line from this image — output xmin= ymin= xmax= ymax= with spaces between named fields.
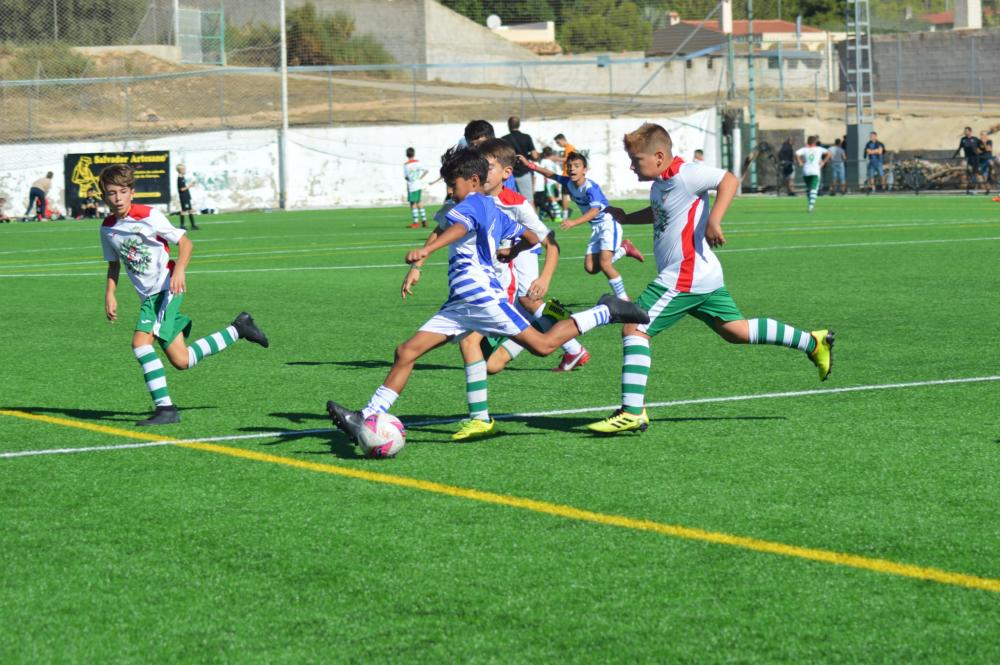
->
xmin=4 ymin=408 xmax=1000 ymax=594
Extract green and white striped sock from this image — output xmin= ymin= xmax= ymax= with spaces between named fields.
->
xmin=465 ymin=360 xmax=489 ymax=421
xmin=410 ymin=207 xmax=419 ymax=223
xmin=621 ymin=335 xmax=650 ymax=415
xmin=747 ymin=318 xmax=816 ymax=353
xmin=134 ymin=345 xmax=172 ymax=407
xmin=186 ymin=325 xmax=238 ymax=368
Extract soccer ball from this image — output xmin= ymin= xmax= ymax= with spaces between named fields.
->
xmin=358 ymin=412 xmax=407 ymax=458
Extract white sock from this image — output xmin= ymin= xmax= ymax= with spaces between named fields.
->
xmin=608 ymin=276 xmax=628 ymax=300
xmin=612 ymin=246 xmax=626 ymax=262
xmin=362 ymin=385 xmax=399 ymax=418
xmin=500 ymin=338 xmax=525 ymax=359
xmin=570 ymin=305 xmax=611 ymax=335
xmin=531 ymin=303 xmax=581 ymax=353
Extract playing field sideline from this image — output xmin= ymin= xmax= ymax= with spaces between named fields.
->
xmin=1 ymin=195 xmax=998 ymax=662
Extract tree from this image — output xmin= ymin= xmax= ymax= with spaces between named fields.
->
xmin=559 ymin=0 xmax=651 ymax=53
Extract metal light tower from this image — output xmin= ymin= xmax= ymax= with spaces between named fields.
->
xmin=844 ymin=0 xmax=875 ymax=188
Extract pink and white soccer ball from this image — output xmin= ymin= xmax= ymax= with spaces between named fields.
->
xmin=358 ymin=412 xmax=407 ymax=458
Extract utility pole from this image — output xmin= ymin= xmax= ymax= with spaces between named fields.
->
xmin=748 ymin=0 xmax=757 ymax=190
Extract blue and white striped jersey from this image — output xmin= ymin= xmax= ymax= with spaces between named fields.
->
xmin=552 ymin=174 xmax=609 ymax=224
xmin=444 ymin=192 xmax=525 ymax=305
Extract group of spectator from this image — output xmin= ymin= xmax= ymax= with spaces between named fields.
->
xmin=776 ymin=127 xmax=996 ymax=196
xmin=501 ymin=117 xmax=580 ymax=218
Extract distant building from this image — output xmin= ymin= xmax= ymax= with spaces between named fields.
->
xmin=489 ymin=20 xmax=562 ymax=55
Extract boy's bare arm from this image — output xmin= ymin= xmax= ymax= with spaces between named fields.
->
xmin=401 ymin=227 xmax=441 ymax=299
xmin=518 ymin=155 xmax=556 ymax=179
xmin=705 ymin=172 xmax=739 ymax=248
xmin=501 ymin=229 xmax=541 ymax=264
xmin=529 ymin=232 xmax=560 ymax=300
xmin=105 ymin=261 xmax=120 ymax=322
xmin=170 ymin=235 xmax=193 ymax=294
xmin=560 ymin=206 xmax=599 ymax=230
xmin=406 ymin=222 xmax=465 ymax=264
xmin=607 ymin=206 xmax=653 ymax=225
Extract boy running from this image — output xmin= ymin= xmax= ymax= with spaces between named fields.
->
xmin=795 ymin=135 xmax=830 ymax=213
xmin=100 ymin=164 xmax=268 ymax=426
xmin=586 ymin=123 xmax=834 ymax=434
xmin=519 ymin=152 xmax=645 ymax=300
xmin=403 ymin=147 xmax=428 ymax=228
xmin=326 ymin=148 xmax=648 ymax=442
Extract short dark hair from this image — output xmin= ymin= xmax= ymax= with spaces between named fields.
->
xmin=46 ymin=171 xmax=53 ymax=178
xmin=464 ymin=120 xmax=495 ymax=144
xmin=508 ymin=116 xmax=520 ymax=130
xmin=541 ymin=146 xmax=553 ymax=157
xmin=477 ymin=138 xmax=516 ymax=169
xmin=965 ymin=126 xmax=973 ymax=132
xmin=406 ymin=147 xmax=415 ymax=158
xmin=440 ymin=147 xmax=488 ymax=186
xmin=693 ymin=149 xmax=704 ymax=156
xmin=566 ymin=151 xmax=588 ymax=168
xmin=834 ymin=138 xmax=842 ymax=145
xmin=554 ymin=133 xmax=566 ymax=141
xmin=99 ymin=164 xmax=135 ymax=190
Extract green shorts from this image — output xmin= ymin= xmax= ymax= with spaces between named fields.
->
xmin=407 ymin=190 xmax=422 ymax=204
xmin=636 ymin=284 xmax=744 ymax=337
xmin=804 ymin=174 xmax=820 ymax=191
xmin=136 ymin=290 xmax=193 ymax=348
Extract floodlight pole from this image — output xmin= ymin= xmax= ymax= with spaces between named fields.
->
xmin=53 ymin=0 xmax=58 ymax=40
xmin=747 ymin=0 xmax=757 ymax=190
xmin=278 ymin=0 xmax=289 ymax=210
xmin=173 ymin=0 xmax=180 ymax=47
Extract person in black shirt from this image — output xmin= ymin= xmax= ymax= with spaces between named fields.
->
xmin=864 ymin=132 xmax=886 ymax=194
xmin=80 ymin=188 xmax=100 ymax=218
xmin=978 ymin=131 xmax=994 ymax=194
xmin=176 ymin=163 xmax=199 ymax=229
xmin=501 ymin=116 xmax=539 ymax=203
xmin=778 ymin=137 xmax=796 ymax=195
xmin=952 ymin=127 xmax=984 ymax=195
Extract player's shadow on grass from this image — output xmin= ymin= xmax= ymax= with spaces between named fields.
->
xmin=234 ymin=425 xmax=364 ymax=459
xmin=287 ymin=360 xmax=459 ymax=371
xmin=2 ymin=405 xmax=216 ymax=423
xmin=515 ymin=413 xmax=787 ymax=433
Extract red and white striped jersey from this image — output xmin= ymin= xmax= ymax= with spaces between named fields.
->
xmin=648 ymin=157 xmax=727 ymax=294
xmin=100 ymin=204 xmax=185 ymax=299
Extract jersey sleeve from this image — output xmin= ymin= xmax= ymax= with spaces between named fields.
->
xmin=795 ymin=147 xmax=806 ymax=159
xmin=679 ymin=163 xmax=727 ymax=196
xmin=584 ymin=183 xmax=608 ymax=211
xmin=497 ymin=210 xmax=525 ymax=241
xmin=515 ymin=201 xmax=550 ymax=240
xmin=445 ymin=200 xmax=477 ymax=231
xmin=149 ymin=209 xmax=186 ymax=244
xmin=551 ymin=173 xmax=572 ymax=187
xmin=100 ymin=230 xmax=118 ymax=262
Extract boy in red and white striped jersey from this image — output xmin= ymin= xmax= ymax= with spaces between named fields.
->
xmin=587 ymin=123 xmax=834 ymax=434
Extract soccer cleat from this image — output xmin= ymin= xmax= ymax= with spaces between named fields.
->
xmin=542 ymin=298 xmax=572 ymax=321
xmin=620 ymin=238 xmax=645 ymax=262
xmin=407 ymin=222 xmax=421 ymax=228
xmin=136 ymin=405 xmax=180 ymax=426
xmin=598 ymin=294 xmax=650 ymax=325
xmin=808 ymin=330 xmax=835 ymax=381
xmin=232 ymin=312 xmax=269 ymax=348
xmin=552 ymin=348 xmax=590 ymax=372
xmin=326 ymin=400 xmax=365 ymax=443
xmin=586 ymin=408 xmax=649 ymax=434
xmin=452 ymin=418 xmax=497 ymax=442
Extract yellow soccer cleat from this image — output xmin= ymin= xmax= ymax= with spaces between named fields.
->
xmin=452 ymin=418 xmax=497 ymax=442
xmin=808 ymin=330 xmax=836 ymax=381
xmin=542 ymin=298 xmax=572 ymax=321
xmin=586 ymin=408 xmax=649 ymax=434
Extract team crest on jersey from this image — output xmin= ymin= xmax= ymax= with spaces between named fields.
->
xmin=119 ymin=235 xmax=152 ymax=274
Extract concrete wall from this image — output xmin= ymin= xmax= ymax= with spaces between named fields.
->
xmin=422 ymin=1 xmax=538 ymax=67
xmin=0 ymin=110 xmax=718 ymax=213
xmin=838 ymin=28 xmax=1000 ymax=98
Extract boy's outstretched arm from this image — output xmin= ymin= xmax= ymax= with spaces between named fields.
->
xmin=517 ymin=155 xmax=556 ymax=179
xmin=607 ymin=206 xmax=653 ymax=225
xmin=105 ymin=261 xmax=120 ymax=322
xmin=405 ymin=221 xmax=466 ymax=264
xmin=560 ymin=206 xmax=598 ymax=230
xmin=401 ymin=226 xmax=441 ymax=299
xmin=705 ymin=172 xmax=739 ymax=248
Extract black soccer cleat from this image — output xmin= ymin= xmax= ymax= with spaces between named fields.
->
xmin=232 ymin=312 xmax=269 ymax=348
xmin=136 ymin=405 xmax=181 ymax=426
xmin=598 ymin=294 xmax=650 ymax=325
xmin=326 ymin=400 xmax=365 ymax=443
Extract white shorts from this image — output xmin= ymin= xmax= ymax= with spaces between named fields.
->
xmin=587 ymin=219 xmax=623 ymax=255
xmin=419 ymin=297 xmax=530 ymax=341
xmin=511 ymin=250 xmax=540 ymax=298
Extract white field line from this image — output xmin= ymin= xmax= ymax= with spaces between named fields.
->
xmin=2 ymin=375 xmax=996 ymax=459
xmin=2 ymin=235 xmax=999 ymax=279
xmin=1 ymin=216 xmax=996 ymax=260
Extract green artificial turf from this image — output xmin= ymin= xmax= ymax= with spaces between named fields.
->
xmin=1 ymin=194 xmax=998 ymax=662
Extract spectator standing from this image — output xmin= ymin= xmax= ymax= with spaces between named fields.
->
xmin=693 ymin=149 xmax=705 ymax=162
xmin=501 ymin=116 xmax=539 ymax=202
xmin=176 ymin=164 xmax=200 ymax=230
xmin=952 ymin=127 xmax=984 ymax=195
xmin=827 ymin=138 xmax=847 ymax=196
xmin=25 ymin=171 xmax=53 ymax=220
xmin=553 ymin=133 xmax=578 ymax=217
xmin=979 ymin=131 xmax=993 ymax=194
xmin=864 ymin=132 xmax=886 ymax=194
xmin=0 ymin=196 xmax=11 ymax=223
xmin=778 ymin=138 xmax=796 ymax=196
